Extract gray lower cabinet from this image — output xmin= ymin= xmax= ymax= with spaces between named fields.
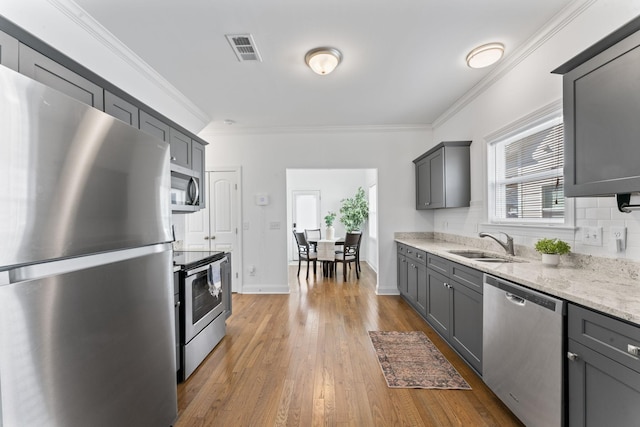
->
xmin=0 ymin=29 xmax=18 ymax=70
xmin=567 ymin=304 xmax=640 ymax=426
xmin=425 ymin=253 xmax=483 ymax=373
xmin=19 ymin=44 xmax=104 ymax=108
xmin=173 ymin=271 xmax=181 ymax=375
xmin=396 ymin=244 xmax=427 ymax=316
xmin=413 ymin=141 xmax=471 ymax=210
xmin=105 ymin=90 xmax=139 ymax=127
xmin=397 ymin=245 xmax=482 ymax=374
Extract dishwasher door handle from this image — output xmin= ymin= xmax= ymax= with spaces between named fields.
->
xmin=505 ymin=292 xmax=526 ymax=306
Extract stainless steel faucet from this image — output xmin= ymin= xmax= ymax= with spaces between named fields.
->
xmin=479 ymin=232 xmax=515 ymax=256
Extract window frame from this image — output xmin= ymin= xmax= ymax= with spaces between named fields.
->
xmin=486 ymin=103 xmax=574 ymax=230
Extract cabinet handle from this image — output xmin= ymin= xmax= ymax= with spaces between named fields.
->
xmin=628 ymin=344 xmax=640 ymax=356
xmin=417 ymin=254 xmax=422 ymax=259
xmin=171 ymin=156 xmax=177 ymax=161
xmin=175 ymin=301 xmax=181 ymax=308
xmin=204 ymin=236 xmax=209 ymax=240
xmin=567 ymin=352 xmax=579 ymax=361
xmin=443 ymin=282 xmax=451 ymax=289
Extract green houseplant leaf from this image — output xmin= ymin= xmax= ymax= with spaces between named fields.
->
xmin=324 ymin=211 xmax=336 ymax=227
xmin=534 ymin=238 xmax=571 ymax=255
xmin=339 ymin=187 xmax=369 ymax=232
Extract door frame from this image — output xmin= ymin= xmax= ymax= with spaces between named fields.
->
xmin=208 ymin=166 xmax=243 ymax=293
xmin=290 ymin=190 xmax=321 ymax=261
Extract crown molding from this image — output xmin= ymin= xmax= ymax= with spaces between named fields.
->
xmin=203 ymin=123 xmax=433 ymax=137
xmin=47 ymin=0 xmax=210 ymax=127
xmin=432 ymin=0 xmax=597 ymax=129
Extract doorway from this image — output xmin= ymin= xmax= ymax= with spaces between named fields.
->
xmin=291 ymin=190 xmax=321 ymax=260
xmin=185 ymin=169 xmax=242 ymax=292
xmin=286 ymin=168 xmax=379 ymax=276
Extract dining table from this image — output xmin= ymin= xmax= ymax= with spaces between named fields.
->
xmin=308 ymin=237 xmax=344 ymax=277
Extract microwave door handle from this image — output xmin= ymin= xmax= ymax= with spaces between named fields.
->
xmin=187 ymin=177 xmax=199 ymax=205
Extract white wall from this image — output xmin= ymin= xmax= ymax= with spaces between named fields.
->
xmin=286 ymin=168 xmax=377 ymax=271
xmin=199 ymin=127 xmax=433 ymax=294
xmin=432 ymin=0 xmax=640 ymax=261
xmin=2 ymin=0 xmax=209 ymax=134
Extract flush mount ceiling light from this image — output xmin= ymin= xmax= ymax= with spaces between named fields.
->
xmin=305 ymin=47 xmax=342 ymax=75
xmin=466 ymin=43 xmax=505 ymax=68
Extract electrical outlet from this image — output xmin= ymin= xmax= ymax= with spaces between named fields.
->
xmin=582 ymin=226 xmax=603 ymax=246
xmin=611 ymin=226 xmax=627 ymax=251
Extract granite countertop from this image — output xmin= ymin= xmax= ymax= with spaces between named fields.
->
xmin=395 ymin=236 xmax=640 ymax=326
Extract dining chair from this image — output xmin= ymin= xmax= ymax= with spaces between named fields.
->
xmin=333 ymin=232 xmax=361 ymax=281
xmin=304 ymin=228 xmax=322 ymax=251
xmin=293 ymin=230 xmax=317 ymax=279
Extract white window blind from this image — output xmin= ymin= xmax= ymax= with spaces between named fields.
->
xmin=491 ymin=118 xmax=564 ymax=223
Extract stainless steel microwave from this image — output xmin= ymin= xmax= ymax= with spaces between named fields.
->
xmin=171 ymin=169 xmax=200 ymax=212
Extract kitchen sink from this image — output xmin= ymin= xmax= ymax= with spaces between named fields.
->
xmin=447 ymin=250 xmax=525 ymax=263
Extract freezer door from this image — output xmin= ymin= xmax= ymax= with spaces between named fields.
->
xmin=0 ymin=66 xmax=171 ymax=268
xmin=0 ymin=245 xmax=177 ymax=427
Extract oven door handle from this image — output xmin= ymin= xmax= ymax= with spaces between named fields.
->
xmin=185 ymin=257 xmax=227 ymax=276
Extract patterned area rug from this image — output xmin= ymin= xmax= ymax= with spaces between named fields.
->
xmin=368 ymin=331 xmax=471 ymax=390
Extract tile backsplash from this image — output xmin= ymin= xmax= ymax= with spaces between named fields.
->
xmin=433 ymin=197 xmax=640 ymax=263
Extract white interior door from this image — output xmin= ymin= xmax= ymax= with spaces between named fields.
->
xmin=291 ymin=190 xmax=320 ymax=261
xmin=186 ymin=170 xmax=240 ymax=292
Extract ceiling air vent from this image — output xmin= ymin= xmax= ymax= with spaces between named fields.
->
xmin=225 ymin=34 xmax=262 ymax=62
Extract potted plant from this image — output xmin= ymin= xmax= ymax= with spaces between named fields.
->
xmin=324 ymin=211 xmax=336 ymax=240
xmin=534 ymin=238 xmax=571 ymax=266
xmin=339 ymin=187 xmax=369 ymax=233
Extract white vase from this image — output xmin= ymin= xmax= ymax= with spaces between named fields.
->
xmin=541 ymin=253 xmax=560 ymax=267
xmin=325 ymin=226 xmax=335 ymax=240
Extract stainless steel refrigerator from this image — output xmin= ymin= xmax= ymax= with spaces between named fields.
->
xmin=0 ymin=66 xmax=177 ymax=426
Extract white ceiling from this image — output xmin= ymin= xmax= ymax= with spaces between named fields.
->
xmin=73 ymin=0 xmax=575 ymax=131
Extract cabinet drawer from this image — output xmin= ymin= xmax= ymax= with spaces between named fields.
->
xmin=568 ymin=304 xmax=640 ymax=373
xmin=397 ymin=243 xmax=407 ymax=255
xmin=406 ymin=247 xmax=426 ymax=265
xmin=450 ymin=261 xmax=483 ymax=293
xmin=427 ymin=253 xmax=449 ymax=276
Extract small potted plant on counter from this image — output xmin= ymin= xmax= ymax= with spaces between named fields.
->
xmin=534 ymin=238 xmax=571 ymax=266
xmin=324 ymin=211 xmax=337 ymax=240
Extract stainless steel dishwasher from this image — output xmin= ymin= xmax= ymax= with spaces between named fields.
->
xmin=483 ymin=274 xmax=565 ymax=427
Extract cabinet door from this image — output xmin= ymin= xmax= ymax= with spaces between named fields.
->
xmin=427 ymin=150 xmax=445 ymax=208
xmin=105 ymin=91 xmax=139 ymax=127
xmin=397 ymin=253 xmax=408 ymax=296
xmin=169 ymin=128 xmax=191 ymax=168
xmin=426 ymin=268 xmax=450 ymax=338
xmin=192 ymin=141 xmax=206 ymax=208
xmin=568 ymin=339 xmax=640 ymax=427
xmin=140 ymin=110 xmax=170 ymax=142
xmin=407 ymin=260 xmax=418 ymax=305
xmin=19 ymin=44 xmax=103 ymax=108
xmin=415 ymin=157 xmax=431 ymax=209
xmin=0 ymin=29 xmax=19 ymax=71
xmin=449 ymin=280 xmax=483 ymax=374
xmin=415 ymin=262 xmax=428 ymax=316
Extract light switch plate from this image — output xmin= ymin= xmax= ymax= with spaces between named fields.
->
xmin=582 ymin=226 xmax=603 ymax=246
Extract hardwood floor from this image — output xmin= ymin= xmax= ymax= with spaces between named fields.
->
xmin=176 ymin=263 xmax=523 ymax=426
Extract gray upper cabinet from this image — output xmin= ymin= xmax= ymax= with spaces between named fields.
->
xmin=192 ymin=141 xmax=206 ymax=208
xmin=105 ymin=91 xmax=139 ymax=128
xmin=169 ymin=128 xmax=192 ymax=169
xmin=0 ymin=29 xmax=19 ymax=71
xmin=140 ymin=110 xmax=171 ymax=142
xmin=567 ymin=304 xmax=640 ymax=426
xmin=19 ymin=44 xmax=104 ymax=109
xmin=552 ymin=16 xmax=640 ymax=200
xmin=413 ymin=141 xmax=471 ymax=210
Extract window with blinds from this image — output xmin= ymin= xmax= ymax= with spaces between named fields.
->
xmin=490 ymin=118 xmax=564 ymax=223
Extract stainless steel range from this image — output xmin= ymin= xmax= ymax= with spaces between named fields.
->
xmin=174 ymin=251 xmax=231 ymax=381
